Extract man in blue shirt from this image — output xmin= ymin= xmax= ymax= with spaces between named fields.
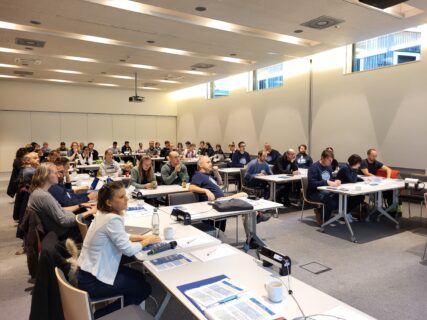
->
xmin=231 ymin=141 xmax=251 ymax=168
xmin=307 ymin=149 xmax=341 ymax=225
xmin=244 ymin=150 xmax=272 ymax=199
xmin=49 ymin=158 xmax=97 ymax=207
xmin=190 ymin=156 xmax=267 ymax=245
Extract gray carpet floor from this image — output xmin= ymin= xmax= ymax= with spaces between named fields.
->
xmin=1 ymin=173 xmax=426 ymax=320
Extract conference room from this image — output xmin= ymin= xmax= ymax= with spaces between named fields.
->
xmin=1 ymin=1 xmax=427 ymax=319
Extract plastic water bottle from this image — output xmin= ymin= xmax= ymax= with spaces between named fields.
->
xmin=152 ymin=208 xmax=160 ymax=235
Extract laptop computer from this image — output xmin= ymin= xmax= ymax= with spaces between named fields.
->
xmin=124 ymin=226 xmax=151 ymax=235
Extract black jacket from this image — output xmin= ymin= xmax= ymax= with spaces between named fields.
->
xmin=30 ymin=232 xmax=71 ymax=320
xmin=7 ymin=158 xmax=22 ymax=197
xmin=273 ymin=156 xmax=298 ymax=174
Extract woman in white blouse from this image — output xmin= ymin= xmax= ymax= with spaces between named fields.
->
xmin=99 ymin=149 xmax=121 ymax=177
xmin=77 ymin=181 xmax=160 ymax=318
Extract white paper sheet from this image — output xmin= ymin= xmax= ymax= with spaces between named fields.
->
xmin=191 ymin=244 xmax=237 ymax=262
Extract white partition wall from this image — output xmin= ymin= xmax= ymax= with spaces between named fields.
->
xmin=0 ymin=110 xmax=176 ymax=172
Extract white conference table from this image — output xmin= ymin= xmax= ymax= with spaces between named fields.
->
xmin=143 ymin=246 xmax=375 ymax=320
xmin=123 ymin=203 xmax=375 ymax=320
xmin=218 ymin=167 xmax=241 ymax=192
xmin=318 ymin=178 xmax=405 ymax=242
xmin=159 ymin=198 xmax=283 ymax=249
xmin=135 ymin=184 xmax=190 ymax=199
xmin=255 ymin=172 xmax=307 ymax=202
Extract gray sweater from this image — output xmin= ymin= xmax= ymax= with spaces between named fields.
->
xmin=160 ymin=162 xmax=189 ymax=185
xmin=28 ymin=188 xmax=76 ymax=237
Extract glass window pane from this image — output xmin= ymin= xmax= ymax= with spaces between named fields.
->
xmin=254 ymin=63 xmax=284 ymax=90
xmin=352 ymin=27 xmax=422 ymax=72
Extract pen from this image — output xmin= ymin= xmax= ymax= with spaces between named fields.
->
xmin=187 ymin=238 xmax=197 ymax=244
xmin=207 ymin=247 xmax=218 ymax=256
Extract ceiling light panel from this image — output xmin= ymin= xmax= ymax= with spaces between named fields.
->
xmin=0 ymin=20 xmax=254 ymax=64
xmin=83 ymin=0 xmax=319 ymax=47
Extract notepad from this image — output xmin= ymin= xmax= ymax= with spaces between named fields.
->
xmin=148 ymin=253 xmax=192 ymax=272
xmin=177 ymin=234 xmax=221 ymax=249
xmin=190 ymin=244 xmax=237 ymax=262
xmin=177 ymin=275 xmax=279 ymax=320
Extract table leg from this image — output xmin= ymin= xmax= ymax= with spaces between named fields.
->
xmin=321 ymin=194 xmax=356 ymax=242
xmin=375 ymin=191 xmax=400 ymax=229
xmin=225 ymin=172 xmax=229 ymax=192
xmin=154 ymin=291 xmax=171 ymax=320
xmin=250 ymin=211 xmax=265 ymax=248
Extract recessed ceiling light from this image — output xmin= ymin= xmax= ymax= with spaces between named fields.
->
xmin=294 ymin=29 xmax=303 ymax=33
xmin=96 ymin=83 xmax=119 ymax=87
xmin=229 ymin=53 xmax=237 ymax=56
xmin=30 ymin=20 xmax=41 ymax=25
xmin=146 ymin=40 xmax=155 ymax=44
xmin=267 ymin=52 xmax=278 ymax=55
xmin=52 ymin=69 xmax=83 ymax=74
xmin=195 ymin=6 xmax=206 ymax=12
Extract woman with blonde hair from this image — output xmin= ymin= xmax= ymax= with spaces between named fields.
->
xmin=99 ymin=149 xmax=121 ymax=177
xmin=130 ymin=156 xmax=157 ymax=189
xmin=27 ymin=163 xmax=95 ymax=240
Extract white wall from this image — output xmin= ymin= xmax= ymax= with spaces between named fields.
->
xmin=310 ymin=46 xmax=427 ymax=169
xmin=175 ymin=46 xmax=427 ymax=171
xmin=176 ymin=59 xmax=311 ymax=155
xmin=0 ymin=80 xmax=177 ymax=172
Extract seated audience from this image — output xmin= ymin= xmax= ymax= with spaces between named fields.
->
xmin=88 ymin=142 xmax=99 ymax=161
xmin=183 ymin=141 xmax=191 ymax=155
xmin=121 ymin=141 xmax=134 ymax=165
xmin=136 ymin=142 xmax=144 ymax=154
xmin=19 ymin=152 xmax=40 ymax=187
xmin=197 ymin=141 xmax=206 ymax=155
xmin=360 ymin=148 xmax=393 ymax=207
xmin=49 ymin=158 xmax=97 ymax=207
xmin=77 ymin=146 xmax=94 ymax=165
xmin=161 ymin=151 xmax=189 ymax=185
xmin=68 ymin=141 xmax=80 ymax=162
xmin=307 ymin=150 xmax=340 ymax=226
xmin=273 ymin=149 xmax=300 ymax=206
xmin=160 ymin=141 xmax=172 ymax=158
xmin=79 ymin=142 xmax=85 ymax=153
xmin=58 ymin=141 xmax=68 ymax=156
xmin=99 ymin=149 xmax=122 ymax=177
xmin=109 ymin=141 xmax=120 ymax=162
xmin=264 ymin=143 xmax=280 ymax=165
xmin=130 ymin=156 xmax=157 ymax=189
xmin=184 ymin=143 xmax=197 ymax=158
xmin=204 ymin=142 xmax=214 ymax=157
xmin=231 ymin=141 xmax=251 ymax=167
xmin=27 ymin=163 xmax=95 ymax=241
xmin=336 ymin=154 xmax=366 ymax=214
xmin=154 ymin=141 xmax=161 ymax=153
xmin=296 ymin=144 xmax=313 ymax=169
xmin=7 ymin=147 xmax=28 ymax=198
xmin=228 ymin=142 xmax=236 ymax=160
xmin=244 ymin=150 xmax=273 ymax=199
xmin=176 ymin=142 xmax=184 ymax=156
xmin=77 ymin=182 xmax=159 ymax=318
xmin=145 ymin=141 xmax=159 ymax=157
xmin=325 ymin=147 xmax=339 ymax=172
xmin=42 ymin=150 xmax=59 ymax=163
xmin=212 ymin=144 xmax=225 ymax=162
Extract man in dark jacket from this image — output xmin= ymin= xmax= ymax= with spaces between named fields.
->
xmin=273 ymin=149 xmax=300 ymax=206
xmin=307 ymin=149 xmax=341 ymax=225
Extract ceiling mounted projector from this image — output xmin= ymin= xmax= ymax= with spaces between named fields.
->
xmin=359 ymin=0 xmax=408 ymax=9
xmin=129 ymin=72 xmax=145 ymax=103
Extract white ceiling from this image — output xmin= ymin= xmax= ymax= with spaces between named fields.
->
xmin=0 ymin=0 xmax=426 ymax=91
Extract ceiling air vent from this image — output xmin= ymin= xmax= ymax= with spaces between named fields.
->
xmin=14 ymin=70 xmax=34 ymax=76
xmin=15 ymin=37 xmax=46 ymax=48
xmin=143 ymin=83 xmax=157 ymax=87
xmin=14 ymin=58 xmax=42 ymax=66
xmin=301 ymin=16 xmax=344 ymax=30
xmin=359 ymin=0 xmax=408 ymax=9
xmin=190 ymin=63 xmax=215 ymax=69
